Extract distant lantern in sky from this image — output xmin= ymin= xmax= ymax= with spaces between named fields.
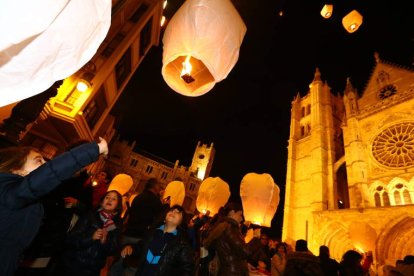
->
xmin=108 ymin=174 xmax=134 ymax=196
xmin=240 ymin=173 xmax=280 ymax=227
xmin=196 ymin=177 xmax=231 ymax=216
xmin=342 ymin=10 xmax=363 ymax=33
xmin=0 ymin=0 xmax=111 ymax=107
xmin=320 ymin=4 xmax=333 ymax=19
xmin=163 ymin=181 xmax=185 ymax=207
xmin=161 ymin=0 xmax=247 ymax=97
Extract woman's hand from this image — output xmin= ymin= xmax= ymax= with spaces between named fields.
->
xmin=97 ymin=137 xmax=108 ymax=156
xmin=121 ymin=245 xmax=134 ymax=258
xmin=92 ymin=229 xmax=104 ymax=240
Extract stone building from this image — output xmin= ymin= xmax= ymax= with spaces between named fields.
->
xmin=105 ymin=137 xmax=215 ymax=213
xmin=282 ymin=53 xmax=414 ymax=271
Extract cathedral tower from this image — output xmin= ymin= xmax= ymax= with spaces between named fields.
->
xmin=190 ymin=141 xmax=215 ymax=180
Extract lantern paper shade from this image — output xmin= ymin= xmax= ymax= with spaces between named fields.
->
xmin=196 ymin=177 xmax=231 ymax=216
xmin=108 ymin=174 xmax=134 ymax=196
xmin=240 ymin=173 xmax=280 ymax=227
xmin=342 ymin=10 xmax=363 ymax=33
xmin=348 ymin=222 xmax=377 ymax=252
xmin=161 ymin=0 xmax=246 ymax=97
xmin=163 ymin=181 xmax=185 ymax=207
xmin=0 ymin=0 xmax=111 ymax=107
xmin=320 ymin=4 xmax=333 ymax=19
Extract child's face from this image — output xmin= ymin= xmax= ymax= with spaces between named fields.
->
xmin=102 ymin=192 xmax=119 ymax=213
xmin=165 ymin=208 xmax=183 ymax=226
xmin=13 ymin=150 xmax=45 ymax=176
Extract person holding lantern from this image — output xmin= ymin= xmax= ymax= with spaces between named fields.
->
xmin=203 ymin=202 xmax=252 ymax=276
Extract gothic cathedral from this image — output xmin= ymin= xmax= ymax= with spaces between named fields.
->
xmin=282 ymin=53 xmax=414 ymax=270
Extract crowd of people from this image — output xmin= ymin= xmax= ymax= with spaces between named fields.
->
xmin=0 ymin=139 xmax=413 ymax=276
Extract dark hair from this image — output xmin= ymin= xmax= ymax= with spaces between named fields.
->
xmin=219 ymin=202 xmax=243 ymax=217
xmin=341 ymin=250 xmax=362 ymax=266
xmin=319 ymin=245 xmax=330 ymax=257
xmin=0 ymin=146 xmax=40 ymax=174
xmin=295 ymin=239 xmax=308 ymax=252
xmin=101 ymin=190 xmax=123 ymax=215
xmin=166 ymin=205 xmax=187 ymax=229
xmin=276 ymin=243 xmax=287 ymax=254
xmin=403 ymin=255 xmax=414 ymax=265
xmin=145 ymin=178 xmax=159 ymax=190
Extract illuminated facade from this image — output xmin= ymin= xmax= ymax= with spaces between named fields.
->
xmin=1 ymin=0 xmax=164 ymax=172
xmin=105 ymin=137 xmax=215 ymax=212
xmin=283 ymin=53 xmax=414 ymax=271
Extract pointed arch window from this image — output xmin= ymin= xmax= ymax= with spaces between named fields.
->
xmin=374 ymin=192 xmax=381 ymax=207
xmin=403 ymin=189 xmax=412 ymax=204
xmin=394 ymin=190 xmax=402 ymax=205
xmin=382 ymin=191 xmax=390 ymax=206
xmin=306 ymin=105 xmax=311 ymax=115
xmin=301 ymin=107 xmax=306 ymax=118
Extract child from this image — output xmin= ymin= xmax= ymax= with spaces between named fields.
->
xmin=0 ymin=138 xmax=108 ymax=276
xmin=63 ymin=190 xmax=123 ymax=276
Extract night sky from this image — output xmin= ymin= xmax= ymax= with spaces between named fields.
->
xmin=111 ymin=0 xmax=414 ymax=235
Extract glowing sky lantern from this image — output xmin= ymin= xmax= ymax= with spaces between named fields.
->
xmin=240 ymin=173 xmax=280 ymax=227
xmin=342 ymin=10 xmax=363 ymax=33
xmin=107 ymin=174 xmax=133 ymax=196
xmin=0 ymin=0 xmax=111 ymax=107
xmin=348 ymin=221 xmax=377 ymax=252
xmin=196 ymin=177 xmax=231 ymax=216
xmin=163 ymin=181 xmax=185 ymax=207
xmin=161 ymin=0 xmax=246 ymax=97
xmin=320 ymin=4 xmax=333 ymax=19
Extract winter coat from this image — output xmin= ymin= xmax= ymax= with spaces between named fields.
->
xmin=0 ymin=142 xmax=99 ymax=276
xmin=63 ymin=210 xmax=122 ymax=274
xmin=204 ymin=217 xmax=250 ymax=276
xmin=284 ymin=251 xmax=324 ymax=276
xmin=135 ymin=225 xmax=194 ymax=276
xmin=124 ymin=189 xmax=167 ymax=238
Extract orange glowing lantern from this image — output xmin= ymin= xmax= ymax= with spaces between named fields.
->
xmin=196 ymin=177 xmax=231 ymax=216
xmin=107 ymin=174 xmax=133 ymax=196
xmin=320 ymin=4 xmax=333 ymax=19
xmin=0 ymin=0 xmax=111 ymax=107
xmin=240 ymin=173 xmax=280 ymax=227
xmin=348 ymin=222 xmax=377 ymax=252
xmin=342 ymin=10 xmax=363 ymax=33
xmin=163 ymin=181 xmax=185 ymax=207
xmin=161 ymin=0 xmax=246 ymax=97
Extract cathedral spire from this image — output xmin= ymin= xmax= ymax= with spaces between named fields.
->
xmin=313 ymin=67 xmax=321 ymax=81
xmin=345 ymin=77 xmax=354 ymax=93
xmin=374 ymin=52 xmax=380 ymax=63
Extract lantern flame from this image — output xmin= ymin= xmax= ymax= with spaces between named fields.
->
xmin=180 ymin=55 xmax=195 ymax=83
xmin=92 ymin=180 xmax=98 ymax=186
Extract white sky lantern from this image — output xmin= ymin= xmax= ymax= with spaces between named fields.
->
xmin=0 ymin=0 xmax=111 ymax=107
xmin=163 ymin=181 xmax=185 ymax=207
xmin=240 ymin=173 xmax=280 ymax=227
xmin=342 ymin=10 xmax=363 ymax=33
xmin=196 ymin=177 xmax=231 ymax=216
xmin=349 ymin=222 xmax=377 ymax=252
xmin=320 ymin=4 xmax=333 ymax=19
xmin=161 ymin=0 xmax=246 ymax=97
xmin=108 ymin=174 xmax=134 ymax=196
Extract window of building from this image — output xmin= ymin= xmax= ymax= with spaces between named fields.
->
xmin=394 ymin=190 xmax=402 ymax=205
xmin=301 ymin=126 xmax=305 ymax=137
xmin=146 ymin=165 xmax=153 ymax=174
xmin=130 ymin=159 xmax=138 ymax=167
xmin=301 ymin=107 xmax=305 ymax=118
xmin=101 ymin=33 xmax=125 ymax=58
xmin=307 ymin=124 xmax=311 ymax=134
xmin=382 ymin=191 xmax=390 ymax=206
xmin=374 ymin=192 xmax=381 ymax=207
xmin=161 ymin=171 xmax=168 ymax=180
xmin=403 ymin=189 xmax=412 ymax=204
xmin=115 ymin=48 xmax=132 ymax=89
xmin=306 ymin=105 xmax=311 ymax=115
xmin=129 ymin=3 xmax=149 ymax=23
xmin=139 ymin=17 xmax=153 ymax=56
xmin=83 ymin=86 xmax=107 ymax=129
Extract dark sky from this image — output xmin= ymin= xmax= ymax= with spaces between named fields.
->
xmin=112 ymin=0 xmax=413 ymax=235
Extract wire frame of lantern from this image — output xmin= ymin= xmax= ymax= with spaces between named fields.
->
xmin=161 ymin=0 xmax=247 ymax=97
xmin=240 ymin=173 xmax=280 ymax=227
xmin=342 ymin=10 xmax=363 ymax=33
xmin=196 ymin=177 xmax=231 ymax=216
xmin=163 ymin=181 xmax=186 ymax=207
xmin=320 ymin=4 xmax=333 ymax=19
xmin=0 ymin=0 xmax=111 ymax=107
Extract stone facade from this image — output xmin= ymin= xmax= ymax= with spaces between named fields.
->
xmin=105 ymin=137 xmax=215 ymax=213
xmin=282 ymin=53 xmax=414 ymax=272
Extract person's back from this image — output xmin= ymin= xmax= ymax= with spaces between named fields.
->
xmin=284 ymin=240 xmax=323 ymax=276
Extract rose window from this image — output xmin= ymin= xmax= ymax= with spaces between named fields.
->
xmin=372 ymin=122 xmax=414 ymax=168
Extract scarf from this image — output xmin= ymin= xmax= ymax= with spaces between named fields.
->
xmin=99 ymin=209 xmax=116 ymax=231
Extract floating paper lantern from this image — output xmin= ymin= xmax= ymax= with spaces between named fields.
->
xmin=0 ymin=0 xmax=111 ymax=107
xmin=161 ymin=0 xmax=246 ymax=97
xmin=349 ymin=222 xmax=377 ymax=252
xmin=342 ymin=10 xmax=363 ymax=33
xmin=108 ymin=174 xmax=133 ymax=196
xmin=163 ymin=181 xmax=185 ymax=207
xmin=240 ymin=173 xmax=280 ymax=227
xmin=196 ymin=177 xmax=231 ymax=216
xmin=320 ymin=4 xmax=333 ymax=19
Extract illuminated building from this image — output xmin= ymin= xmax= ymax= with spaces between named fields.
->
xmin=0 ymin=0 xmax=164 ymax=173
xmin=283 ymin=53 xmax=414 ymax=270
xmin=105 ymin=137 xmax=215 ymax=212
